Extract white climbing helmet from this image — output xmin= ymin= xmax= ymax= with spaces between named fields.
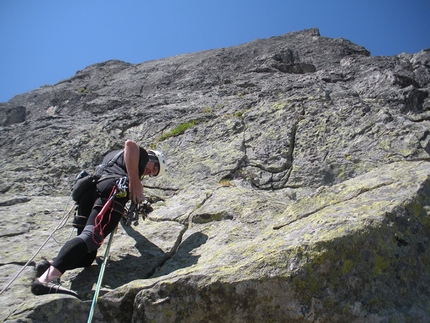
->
xmin=148 ymin=150 xmax=166 ymax=176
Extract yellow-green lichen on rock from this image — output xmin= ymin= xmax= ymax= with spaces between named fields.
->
xmin=106 ymin=160 xmax=430 ymax=323
xmin=2 ymin=29 xmax=430 ymax=323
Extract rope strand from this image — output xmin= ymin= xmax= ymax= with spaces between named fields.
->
xmin=0 ymin=196 xmax=74 ymax=295
xmin=92 ymin=186 xmax=116 ymax=246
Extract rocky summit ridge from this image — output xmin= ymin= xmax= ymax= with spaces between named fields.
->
xmin=0 ymin=28 xmax=430 ymax=322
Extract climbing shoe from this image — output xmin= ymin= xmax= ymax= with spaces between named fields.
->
xmin=31 ymin=278 xmax=79 ymax=298
xmin=35 ymin=259 xmax=51 ymax=278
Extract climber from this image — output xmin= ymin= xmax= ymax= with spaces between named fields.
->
xmin=31 ymin=140 xmax=166 ymax=297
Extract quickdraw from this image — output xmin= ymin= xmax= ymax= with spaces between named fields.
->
xmin=122 ymin=201 xmax=153 ymax=226
xmin=115 ymin=177 xmax=128 ymax=198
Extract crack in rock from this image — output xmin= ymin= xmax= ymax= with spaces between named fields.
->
xmin=0 ymin=198 xmax=31 ymax=207
xmin=147 ymin=223 xmax=188 ymax=278
xmin=273 ymin=180 xmax=395 ymax=230
xmin=218 ymin=113 xmax=300 ymax=191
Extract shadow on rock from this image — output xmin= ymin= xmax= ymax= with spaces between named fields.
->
xmin=69 ymin=224 xmax=208 ymax=299
xmin=151 ymin=231 xmax=209 ymax=278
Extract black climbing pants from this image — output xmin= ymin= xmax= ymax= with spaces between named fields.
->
xmin=52 ymin=178 xmax=127 ymax=274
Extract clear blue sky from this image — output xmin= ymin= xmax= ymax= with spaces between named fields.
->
xmin=1 ymin=0 xmax=429 ymax=103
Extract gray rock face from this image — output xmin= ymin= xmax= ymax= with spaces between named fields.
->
xmin=0 ymin=28 xmax=429 ymax=322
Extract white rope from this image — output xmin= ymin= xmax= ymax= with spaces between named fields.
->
xmin=0 ymin=196 xmax=75 ymax=295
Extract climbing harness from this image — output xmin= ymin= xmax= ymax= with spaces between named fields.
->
xmin=0 ymin=196 xmax=75 ymax=296
xmin=87 ymin=225 xmax=117 ymax=323
xmin=71 ymin=149 xmax=124 ymax=202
